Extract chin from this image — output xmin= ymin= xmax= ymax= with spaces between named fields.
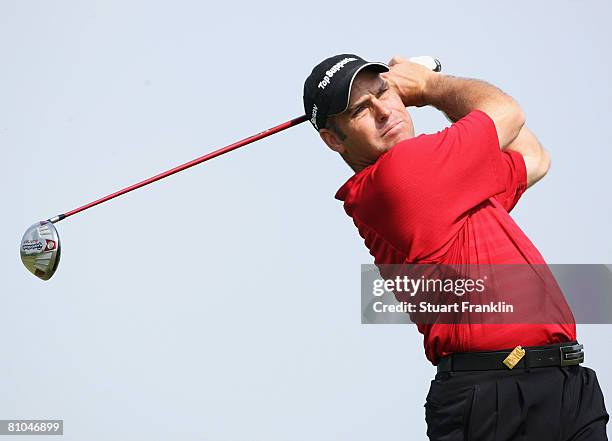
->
xmin=384 ymin=130 xmax=414 ymax=148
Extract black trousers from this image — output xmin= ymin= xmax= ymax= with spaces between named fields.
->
xmin=425 ymin=365 xmax=609 ymax=441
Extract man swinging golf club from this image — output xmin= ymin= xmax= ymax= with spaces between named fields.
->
xmin=303 ymin=54 xmax=609 ymax=440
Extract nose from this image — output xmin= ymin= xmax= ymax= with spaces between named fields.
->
xmin=371 ymin=97 xmax=391 ymax=121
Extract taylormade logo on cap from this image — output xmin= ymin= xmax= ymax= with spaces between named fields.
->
xmin=317 ymin=57 xmax=358 ymax=90
xmin=311 ymin=104 xmax=318 ymax=129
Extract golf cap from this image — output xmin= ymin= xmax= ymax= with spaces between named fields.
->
xmin=303 ymin=54 xmax=389 ymax=131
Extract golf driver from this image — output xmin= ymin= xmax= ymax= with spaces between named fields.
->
xmin=20 ymin=56 xmax=442 ymax=280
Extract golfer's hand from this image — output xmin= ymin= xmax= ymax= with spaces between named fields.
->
xmin=381 ymin=56 xmax=434 ymax=108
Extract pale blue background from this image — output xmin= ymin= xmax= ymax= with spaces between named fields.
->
xmin=1 ymin=1 xmax=611 ymax=440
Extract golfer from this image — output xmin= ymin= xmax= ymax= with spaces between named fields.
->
xmin=303 ymin=54 xmax=609 ymax=440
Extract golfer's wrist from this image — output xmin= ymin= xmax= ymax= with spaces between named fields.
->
xmin=422 ymin=72 xmax=443 ymax=107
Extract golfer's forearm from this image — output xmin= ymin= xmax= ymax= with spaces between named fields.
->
xmin=504 ymin=126 xmax=540 ymax=155
xmin=423 ymin=74 xmax=525 ymax=149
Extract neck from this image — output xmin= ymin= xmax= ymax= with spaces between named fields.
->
xmin=342 ymin=153 xmax=375 ymax=174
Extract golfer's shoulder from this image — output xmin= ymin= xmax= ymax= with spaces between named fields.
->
xmin=380 ymin=110 xmax=498 ymax=172
xmin=450 ymin=109 xmax=499 ymax=143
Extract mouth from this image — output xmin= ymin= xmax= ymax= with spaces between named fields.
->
xmin=382 ymin=121 xmax=403 ymax=137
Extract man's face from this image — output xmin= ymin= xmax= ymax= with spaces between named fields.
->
xmin=320 ymin=69 xmax=415 ymax=170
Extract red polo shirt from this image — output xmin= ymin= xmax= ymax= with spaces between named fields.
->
xmin=335 ymin=110 xmax=576 ymax=364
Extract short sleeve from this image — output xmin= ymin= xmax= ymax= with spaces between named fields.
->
xmin=362 ymin=110 xmax=510 ymax=258
xmin=493 ymin=150 xmax=528 ymax=212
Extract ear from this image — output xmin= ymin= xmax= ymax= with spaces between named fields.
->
xmin=319 ymin=128 xmax=346 ymax=154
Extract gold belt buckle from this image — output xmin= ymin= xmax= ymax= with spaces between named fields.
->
xmin=503 ymin=345 xmax=526 ymax=369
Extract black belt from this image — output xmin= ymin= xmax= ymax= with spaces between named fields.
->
xmin=437 ymin=342 xmax=584 ymax=373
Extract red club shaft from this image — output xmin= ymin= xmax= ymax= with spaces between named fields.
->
xmin=49 ymin=115 xmax=308 ymax=224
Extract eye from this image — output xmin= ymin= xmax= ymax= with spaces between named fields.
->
xmin=352 ymin=106 xmax=364 ymax=117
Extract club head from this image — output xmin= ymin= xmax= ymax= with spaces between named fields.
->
xmin=20 ymin=221 xmax=61 ymax=281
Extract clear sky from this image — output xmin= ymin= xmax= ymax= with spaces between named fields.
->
xmin=1 ymin=1 xmax=611 ymax=439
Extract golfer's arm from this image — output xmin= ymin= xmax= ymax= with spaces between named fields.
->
xmin=423 ymin=74 xmax=525 ymax=149
xmin=504 ymin=126 xmax=551 ymax=188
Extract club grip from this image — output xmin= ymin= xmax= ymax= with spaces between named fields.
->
xmin=408 ymin=56 xmax=442 ymax=72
